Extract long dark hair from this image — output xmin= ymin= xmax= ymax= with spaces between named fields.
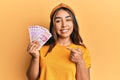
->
xmin=44 ymin=7 xmax=85 ymax=56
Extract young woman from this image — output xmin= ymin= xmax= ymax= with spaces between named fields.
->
xmin=27 ymin=3 xmax=91 ymax=80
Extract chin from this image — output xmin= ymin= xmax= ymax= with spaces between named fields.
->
xmin=59 ymin=35 xmax=70 ymax=38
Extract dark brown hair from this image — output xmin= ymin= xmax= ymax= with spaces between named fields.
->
xmin=44 ymin=7 xmax=85 ymax=56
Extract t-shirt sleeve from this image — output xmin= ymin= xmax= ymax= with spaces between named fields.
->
xmin=83 ymin=48 xmax=91 ymax=68
xmin=40 ymin=46 xmax=49 ymax=57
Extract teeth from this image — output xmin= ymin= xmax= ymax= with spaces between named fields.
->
xmin=61 ymin=30 xmax=68 ymax=33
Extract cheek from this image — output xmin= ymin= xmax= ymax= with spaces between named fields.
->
xmin=69 ymin=23 xmax=74 ymax=30
xmin=70 ymin=22 xmax=74 ymax=26
xmin=67 ymin=21 xmax=73 ymax=26
xmin=54 ymin=26 xmax=60 ymax=33
xmin=55 ymin=23 xmax=61 ymax=28
xmin=70 ymin=27 xmax=74 ymax=34
xmin=54 ymin=24 xmax=61 ymax=30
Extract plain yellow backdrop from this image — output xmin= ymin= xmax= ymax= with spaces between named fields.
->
xmin=0 ymin=0 xmax=120 ymax=80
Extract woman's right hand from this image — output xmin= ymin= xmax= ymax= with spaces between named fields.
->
xmin=27 ymin=41 xmax=40 ymax=58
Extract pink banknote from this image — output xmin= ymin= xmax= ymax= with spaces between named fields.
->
xmin=28 ymin=25 xmax=52 ymax=50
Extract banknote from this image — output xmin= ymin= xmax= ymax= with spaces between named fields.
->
xmin=28 ymin=25 xmax=52 ymax=50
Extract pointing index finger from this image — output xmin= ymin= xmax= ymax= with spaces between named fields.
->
xmin=66 ymin=47 xmax=76 ymax=53
xmin=66 ymin=47 xmax=73 ymax=51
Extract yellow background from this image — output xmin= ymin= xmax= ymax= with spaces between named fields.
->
xmin=0 ymin=0 xmax=120 ymax=80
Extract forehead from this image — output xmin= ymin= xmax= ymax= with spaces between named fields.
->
xmin=55 ymin=9 xmax=71 ymax=17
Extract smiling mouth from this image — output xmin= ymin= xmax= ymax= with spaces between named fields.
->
xmin=60 ymin=29 xmax=69 ymax=33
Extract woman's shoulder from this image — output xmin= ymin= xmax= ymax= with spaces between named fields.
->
xmin=41 ymin=45 xmax=49 ymax=50
xmin=40 ymin=45 xmax=49 ymax=53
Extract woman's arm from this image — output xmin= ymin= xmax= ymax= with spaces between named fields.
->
xmin=27 ymin=57 xmax=40 ymax=80
xmin=76 ymin=61 xmax=90 ymax=80
xmin=67 ymin=47 xmax=90 ymax=80
xmin=26 ymin=41 xmax=40 ymax=80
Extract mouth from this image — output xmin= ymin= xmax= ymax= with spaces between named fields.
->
xmin=60 ymin=29 xmax=69 ymax=33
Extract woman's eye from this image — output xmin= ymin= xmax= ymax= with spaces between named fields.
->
xmin=66 ymin=19 xmax=72 ymax=21
xmin=55 ymin=20 xmax=61 ymax=23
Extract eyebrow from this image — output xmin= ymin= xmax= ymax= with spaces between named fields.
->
xmin=65 ymin=16 xmax=71 ymax=18
xmin=54 ymin=16 xmax=71 ymax=20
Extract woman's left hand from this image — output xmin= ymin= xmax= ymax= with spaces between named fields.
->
xmin=67 ymin=47 xmax=84 ymax=64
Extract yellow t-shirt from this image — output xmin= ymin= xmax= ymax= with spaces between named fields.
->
xmin=39 ymin=43 xmax=91 ymax=80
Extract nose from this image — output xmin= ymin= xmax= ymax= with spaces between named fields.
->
xmin=62 ymin=20 xmax=67 ymax=28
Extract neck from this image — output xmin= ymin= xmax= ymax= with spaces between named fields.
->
xmin=57 ymin=37 xmax=72 ymax=46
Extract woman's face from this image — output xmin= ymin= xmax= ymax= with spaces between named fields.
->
xmin=53 ymin=9 xmax=74 ymax=39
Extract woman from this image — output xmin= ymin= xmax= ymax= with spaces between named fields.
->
xmin=27 ymin=3 xmax=91 ymax=80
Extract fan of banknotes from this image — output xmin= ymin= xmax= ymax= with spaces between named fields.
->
xmin=28 ymin=25 xmax=52 ymax=50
